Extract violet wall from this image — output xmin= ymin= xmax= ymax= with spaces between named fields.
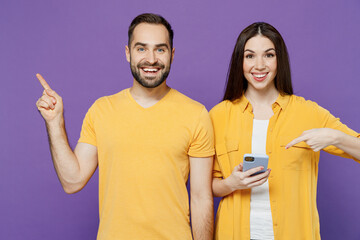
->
xmin=1 ymin=0 xmax=359 ymax=239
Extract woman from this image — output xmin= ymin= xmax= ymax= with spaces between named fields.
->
xmin=210 ymin=22 xmax=360 ymax=240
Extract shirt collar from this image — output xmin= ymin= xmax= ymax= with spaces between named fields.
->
xmin=237 ymin=95 xmax=251 ymax=113
xmin=237 ymin=93 xmax=291 ymax=112
xmin=273 ymin=94 xmax=291 ymax=110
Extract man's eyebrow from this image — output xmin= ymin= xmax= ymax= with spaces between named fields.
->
xmin=134 ymin=42 xmax=147 ymax=47
xmin=155 ymin=43 xmax=169 ymax=49
xmin=133 ymin=42 xmax=169 ymax=49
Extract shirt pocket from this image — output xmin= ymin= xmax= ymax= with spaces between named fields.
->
xmin=279 ymin=136 xmax=313 ymax=171
xmin=215 ymin=140 xmax=239 ymax=177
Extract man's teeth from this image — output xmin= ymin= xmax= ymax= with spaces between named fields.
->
xmin=143 ymin=68 xmax=158 ymax=72
xmin=253 ymin=73 xmax=266 ymax=78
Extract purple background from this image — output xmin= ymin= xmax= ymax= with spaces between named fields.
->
xmin=1 ymin=0 xmax=360 ymax=239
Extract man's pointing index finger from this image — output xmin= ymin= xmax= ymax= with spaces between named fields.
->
xmin=36 ymin=73 xmax=51 ymax=90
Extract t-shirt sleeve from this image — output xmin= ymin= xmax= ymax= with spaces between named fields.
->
xmin=188 ymin=107 xmax=215 ymax=158
xmin=78 ymin=102 xmax=97 ymax=146
xmin=317 ymin=105 xmax=360 ymax=159
xmin=209 ymin=102 xmax=229 ymax=179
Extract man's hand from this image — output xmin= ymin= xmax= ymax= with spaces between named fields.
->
xmin=285 ymin=128 xmax=341 ymax=152
xmin=35 ymin=73 xmax=63 ymax=123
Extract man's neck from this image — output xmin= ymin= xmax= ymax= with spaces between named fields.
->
xmin=129 ymin=80 xmax=171 ymax=108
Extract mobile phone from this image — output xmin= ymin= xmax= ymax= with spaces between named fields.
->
xmin=242 ymin=154 xmax=269 ymax=175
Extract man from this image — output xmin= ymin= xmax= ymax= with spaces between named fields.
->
xmin=36 ymin=13 xmax=214 ymax=240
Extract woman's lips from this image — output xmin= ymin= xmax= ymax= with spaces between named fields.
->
xmin=252 ymin=73 xmax=268 ymax=82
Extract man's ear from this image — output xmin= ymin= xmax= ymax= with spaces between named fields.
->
xmin=170 ymin=47 xmax=175 ymax=63
xmin=125 ymin=45 xmax=130 ymax=63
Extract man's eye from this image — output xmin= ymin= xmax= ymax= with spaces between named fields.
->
xmin=157 ymin=48 xmax=165 ymax=53
xmin=138 ymin=48 xmax=145 ymax=52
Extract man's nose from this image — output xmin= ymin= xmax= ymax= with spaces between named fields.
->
xmin=145 ymin=50 xmax=157 ymax=64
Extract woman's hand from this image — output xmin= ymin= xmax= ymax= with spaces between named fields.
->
xmin=225 ymin=163 xmax=271 ymax=192
xmin=285 ymin=128 xmax=342 ymax=152
xmin=212 ymin=163 xmax=271 ymax=197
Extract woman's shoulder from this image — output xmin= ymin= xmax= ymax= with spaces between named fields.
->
xmin=210 ymin=100 xmax=240 ymax=113
xmin=289 ymin=94 xmax=322 ymax=109
xmin=287 ymin=95 xmax=331 ymax=118
xmin=209 ymin=100 xmax=245 ymax=128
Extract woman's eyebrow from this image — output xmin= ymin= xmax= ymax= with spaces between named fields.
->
xmin=244 ymin=49 xmax=255 ymax=53
xmin=244 ymin=48 xmax=276 ymax=53
xmin=265 ymin=48 xmax=276 ymax=52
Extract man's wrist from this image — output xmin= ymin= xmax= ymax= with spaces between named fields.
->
xmin=46 ymin=116 xmax=65 ymax=134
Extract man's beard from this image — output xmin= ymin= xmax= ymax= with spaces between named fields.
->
xmin=130 ymin=61 xmax=171 ymax=88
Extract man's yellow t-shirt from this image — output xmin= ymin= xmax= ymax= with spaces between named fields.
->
xmin=79 ymin=88 xmax=214 ymax=240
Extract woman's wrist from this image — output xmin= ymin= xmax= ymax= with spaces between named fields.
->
xmin=224 ymin=175 xmax=236 ymax=193
xmin=332 ymin=129 xmax=345 ymax=146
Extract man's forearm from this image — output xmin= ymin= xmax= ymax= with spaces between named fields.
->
xmin=36 ymin=74 xmax=89 ymax=193
xmin=46 ymin=118 xmax=81 ymax=193
xmin=191 ymin=196 xmax=213 ymax=240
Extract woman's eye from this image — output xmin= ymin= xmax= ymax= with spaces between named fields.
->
xmin=265 ymin=53 xmax=275 ymax=58
xmin=245 ymin=54 xmax=254 ymax=59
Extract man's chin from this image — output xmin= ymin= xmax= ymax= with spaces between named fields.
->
xmin=143 ymin=76 xmax=157 ymax=81
xmin=131 ymin=68 xmax=169 ymax=88
xmin=135 ymin=78 xmax=165 ymax=89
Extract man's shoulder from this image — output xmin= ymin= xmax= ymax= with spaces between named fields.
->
xmin=91 ymin=89 xmax=128 ymax=107
xmin=169 ymin=89 xmax=206 ymax=110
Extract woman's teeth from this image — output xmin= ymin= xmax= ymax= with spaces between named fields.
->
xmin=253 ymin=73 xmax=266 ymax=78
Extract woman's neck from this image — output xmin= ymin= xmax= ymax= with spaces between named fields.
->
xmin=245 ymin=87 xmax=279 ymax=120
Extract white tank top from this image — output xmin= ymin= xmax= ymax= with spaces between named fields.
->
xmin=250 ymin=119 xmax=274 ymax=239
